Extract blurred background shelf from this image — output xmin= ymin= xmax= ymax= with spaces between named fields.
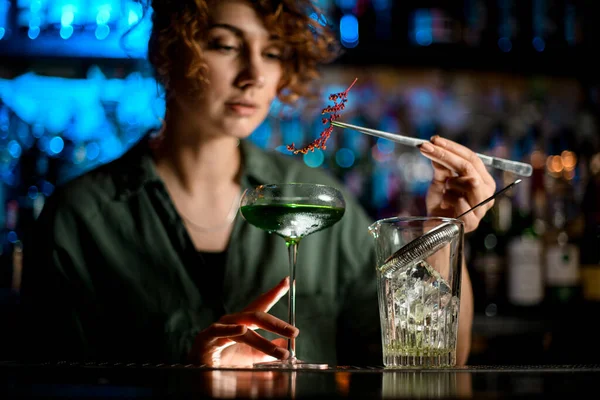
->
xmin=1 ymin=0 xmax=599 ymax=365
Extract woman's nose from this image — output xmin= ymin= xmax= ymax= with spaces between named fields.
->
xmin=235 ymin=53 xmax=266 ymax=89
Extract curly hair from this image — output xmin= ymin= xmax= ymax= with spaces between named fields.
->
xmin=144 ymin=0 xmax=340 ymax=104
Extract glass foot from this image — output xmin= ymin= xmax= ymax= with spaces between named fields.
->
xmin=253 ymin=357 xmax=328 ymax=370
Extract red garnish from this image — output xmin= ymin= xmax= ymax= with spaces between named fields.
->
xmin=286 ymin=77 xmax=358 ymax=154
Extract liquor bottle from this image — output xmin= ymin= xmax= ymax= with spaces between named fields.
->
xmin=470 ymin=210 xmax=506 ymax=317
xmin=506 ymin=147 xmax=546 ymax=311
xmin=580 ymin=157 xmax=600 ymax=303
xmin=544 ymin=172 xmax=581 ymax=306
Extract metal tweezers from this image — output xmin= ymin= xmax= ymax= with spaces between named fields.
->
xmin=331 ymin=120 xmax=533 ymax=177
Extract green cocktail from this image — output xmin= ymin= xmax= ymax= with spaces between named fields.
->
xmin=240 ymin=203 xmax=345 ymax=244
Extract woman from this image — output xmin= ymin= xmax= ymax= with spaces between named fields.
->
xmin=19 ymin=0 xmax=495 ymax=367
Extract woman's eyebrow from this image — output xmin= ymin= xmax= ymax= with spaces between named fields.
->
xmin=208 ymin=23 xmax=244 ymax=37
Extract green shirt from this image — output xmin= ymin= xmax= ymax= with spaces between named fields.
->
xmin=19 ymin=138 xmax=382 ymax=366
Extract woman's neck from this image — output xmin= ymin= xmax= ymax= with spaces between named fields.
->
xmin=152 ymin=125 xmax=242 ymax=195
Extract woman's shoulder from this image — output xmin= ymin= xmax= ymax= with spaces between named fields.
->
xmin=44 ymin=143 xmax=149 ymax=220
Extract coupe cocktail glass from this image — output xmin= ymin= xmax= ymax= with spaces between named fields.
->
xmin=240 ymin=183 xmax=345 ymax=369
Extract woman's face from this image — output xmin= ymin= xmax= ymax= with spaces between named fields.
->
xmin=174 ymin=0 xmax=284 ymax=140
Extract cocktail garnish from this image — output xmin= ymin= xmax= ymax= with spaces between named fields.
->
xmin=286 ymin=77 xmax=358 ymax=154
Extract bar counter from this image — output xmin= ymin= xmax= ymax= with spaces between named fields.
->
xmin=2 ymin=361 xmax=599 ymax=398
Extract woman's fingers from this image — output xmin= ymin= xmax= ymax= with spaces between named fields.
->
xmin=243 ymin=276 xmax=290 ymax=313
xmin=231 ymin=329 xmax=290 ymax=360
xmin=189 ymin=324 xmax=247 ymax=364
xmin=419 ymin=136 xmax=496 ymax=233
xmin=429 ymin=135 xmax=494 ymax=186
xmin=191 ymin=277 xmax=297 ymax=365
xmin=443 ymin=176 xmax=496 ymax=217
xmin=220 ymin=311 xmax=299 ymax=338
xmin=203 ymin=323 xmax=247 ymax=339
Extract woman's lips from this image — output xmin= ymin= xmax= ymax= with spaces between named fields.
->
xmin=226 ymin=103 xmax=258 ymax=116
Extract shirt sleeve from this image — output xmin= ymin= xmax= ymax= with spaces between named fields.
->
xmin=19 ymin=195 xmax=218 ymax=365
xmin=19 ymin=197 xmax=92 ymax=362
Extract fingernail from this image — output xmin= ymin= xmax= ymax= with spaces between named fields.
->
xmin=274 ymin=347 xmax=290 ymax=359
xmin=419 ymin=142 xmax=434 ymax=153
xmin=430 ymin=135 xmax=440 ymax=142
xmin=286 ymin=326 xmax=300 ymax=337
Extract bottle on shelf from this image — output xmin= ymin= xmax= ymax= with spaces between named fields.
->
xmin=543 ymin=167 xmax=582 ymax=307
xmin=580 ymin=153 xmax=600 ymax=303
xmin=505 ymin=145 xmax=546 ymax=314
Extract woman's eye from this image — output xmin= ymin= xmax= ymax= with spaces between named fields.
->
xmin=217 ymin=45 xmax=238 ymax=52
xmin=208 ymin=41 xmax=239 ymax=52
xmin=264 ymin=50 xmax=283 ymax=60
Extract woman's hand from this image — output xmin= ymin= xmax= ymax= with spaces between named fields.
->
xmin=419 ymin=135 xmax=496 ymax=233
xmin=188 ymin=277 xmax=298 ymax=367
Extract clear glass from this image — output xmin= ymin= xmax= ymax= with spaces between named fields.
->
xmin=239 ymin=183 xmax=346 ymax=369
xmin=368 ymin=217 xmax=464 ymax=368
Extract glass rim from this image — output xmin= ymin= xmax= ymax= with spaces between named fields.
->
xmin=368 ymin=216 xmax=463 ymax=230
xmin=256 ymin=182 xmax=341 ymax=189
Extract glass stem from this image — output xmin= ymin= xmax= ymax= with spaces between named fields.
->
xmin=286 ymin=240 xmax=299 ymax=358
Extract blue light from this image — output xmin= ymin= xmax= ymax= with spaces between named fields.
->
xmin=29 ymin=16 xmax=41 ymax=28
xmin=60 ymin=25 xmax=74 ymax=39
xmin=373 ymin=0 xmax=391 ymax=11
xmin=335 ymin=148 xmax=355 ymax=168
xmin=532 ymin=36 xmax=545 ymax=52
xmin=340 ymin=14 xmax=359 ymax=42
xmin=95 ymin=24 xmax=110 ymax=40
xmin=30 ymin=0 xmax=42 ymax=13
xmin=27 ymin=185 xmax=39 ymax=200
xmin=415 ymin=29 xmax=432 ymax=46
xmin=249 ymin=120 xmax=272 ymax=149
xmin=0 ymin=27 xmax=5 ymax=40
xmin=413 ymin=9 xmax=432 ymax=46
xmin=86 ymin=142 xmax=100 ymax=160
xmin=96 ymin=8 xmax=111 ymax=25
xmin=498 ymin=37 xmax=512 ymax=52
xmin=280 ymin=119 xmax=303 ymax=148
xmin=303 ymin=148 xmax=325 ymax=168
xmin=413 ymin=89 xmax=434 ymax=109
xmin=32 ymin=124 xmax=44 ymax=138
xmin=2 ymin=171 xmax=15 ymax=186
xmin=61 ymin=9 xmax=75 ymax=27
xmin=97 ymin=136 xmax=124 ymax=162
xmin=310 ymin=12 xmax=328 ymax=26
xmin=8 ymin=140 xmax=21 ymax=158
xmin=37 ymin=136 xmax=49 ymax=152
xmin=28 ymin=26 xmax=40 ymax=39
xmin=49 ymin=136 xmax=65 ymax=154
xmin=275 ymin=145 xmax=292 ymax=154
xmin=338 ymin=0 xmax=357 ymax=10
xmin=41 ymin=181 xmax=55 ymax=196
xmin=128 ymin=9 xmax=140 ymax=26
xmin=7 ymin=231 xmax=18 ymax=243
xmin=376 ymin=137 xmax=395 ymax=154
